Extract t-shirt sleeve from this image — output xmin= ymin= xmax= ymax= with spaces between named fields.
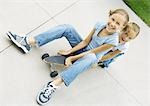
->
xmin=105 ymin=34 xmax=119 ymax=46
xmin=94 ymin=22 xmax=105 ymax=30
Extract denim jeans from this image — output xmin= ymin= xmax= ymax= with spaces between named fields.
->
xmin=34 ymin=24 xmax=98 ymax=86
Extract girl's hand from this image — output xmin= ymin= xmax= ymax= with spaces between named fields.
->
xmin=65 ymin=57 xmax=73 ymax=67
xmin=58 ymin=50 xmax=70 ymax=56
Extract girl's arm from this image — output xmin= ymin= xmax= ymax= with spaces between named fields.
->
xmin=100 ymin=50 xmax=121 ymax=61
xmin=89 ymin=44 xmax=114 ymax=54
xmin=65 ymin=28 xmax=96 ymax=54
xmin=69 ymin=44 xmax=114 ymax=62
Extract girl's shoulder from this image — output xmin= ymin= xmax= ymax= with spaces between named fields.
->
xmin=123 ymin=42 xmax=130 ymax=48
xmin=116 ymin=42 xmax=130 ymax=51
xmin=94 ymin=21 xmax=106 ymax=30
xmin=119 ymin=42 xmax=130 ymax=47
xmin=112 ymin=42 xmax=129 ymax=53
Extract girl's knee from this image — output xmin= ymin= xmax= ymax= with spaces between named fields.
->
xmin=64 ymin=24 xmax=75 ymax=31
xmin=84 ymin=53 xmax=98 ymax=63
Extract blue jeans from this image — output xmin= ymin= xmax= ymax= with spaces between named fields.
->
xmin=34 ymin=24 xmax=98 ymax=86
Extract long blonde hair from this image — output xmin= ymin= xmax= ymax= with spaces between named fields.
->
xmin=109 ymin=9 xmax=129 ymax=25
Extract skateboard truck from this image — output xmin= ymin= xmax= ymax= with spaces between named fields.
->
xmin=42 ymin=53 xmax=59 ymax=78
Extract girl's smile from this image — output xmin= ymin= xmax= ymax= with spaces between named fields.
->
xmin=106 ymin=13 xmax=127 ymax=33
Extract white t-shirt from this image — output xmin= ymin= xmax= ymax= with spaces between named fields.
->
xmin=112 ymin=42 xmax=129 ymax=53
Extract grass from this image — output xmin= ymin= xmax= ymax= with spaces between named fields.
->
xmin=123 ymin=0 xmax=150 ymax=27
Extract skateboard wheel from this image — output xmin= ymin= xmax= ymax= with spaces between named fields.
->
xmin=50 ymin=71 xmax=58 ymax=78
xmin=41 ymin=53 xmax=49 ymax=60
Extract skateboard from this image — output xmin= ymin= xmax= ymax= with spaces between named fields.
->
xmin=41 ymin=53 xmax=68 ymax=78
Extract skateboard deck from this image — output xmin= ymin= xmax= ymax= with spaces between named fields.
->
xmin=44 ymin=55 xmax=67 ymax=65
xmin=42 ymin=55 xmax=67 ymax=78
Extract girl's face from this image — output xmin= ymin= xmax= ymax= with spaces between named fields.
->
xmin=119 ymin=29 xmax=137 ymax=43
xmin=106 ymin=13 xmax=126 ymax=33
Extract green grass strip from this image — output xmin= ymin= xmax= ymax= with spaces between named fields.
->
xmin=123 ymin=0 xmax=150 ymax=27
